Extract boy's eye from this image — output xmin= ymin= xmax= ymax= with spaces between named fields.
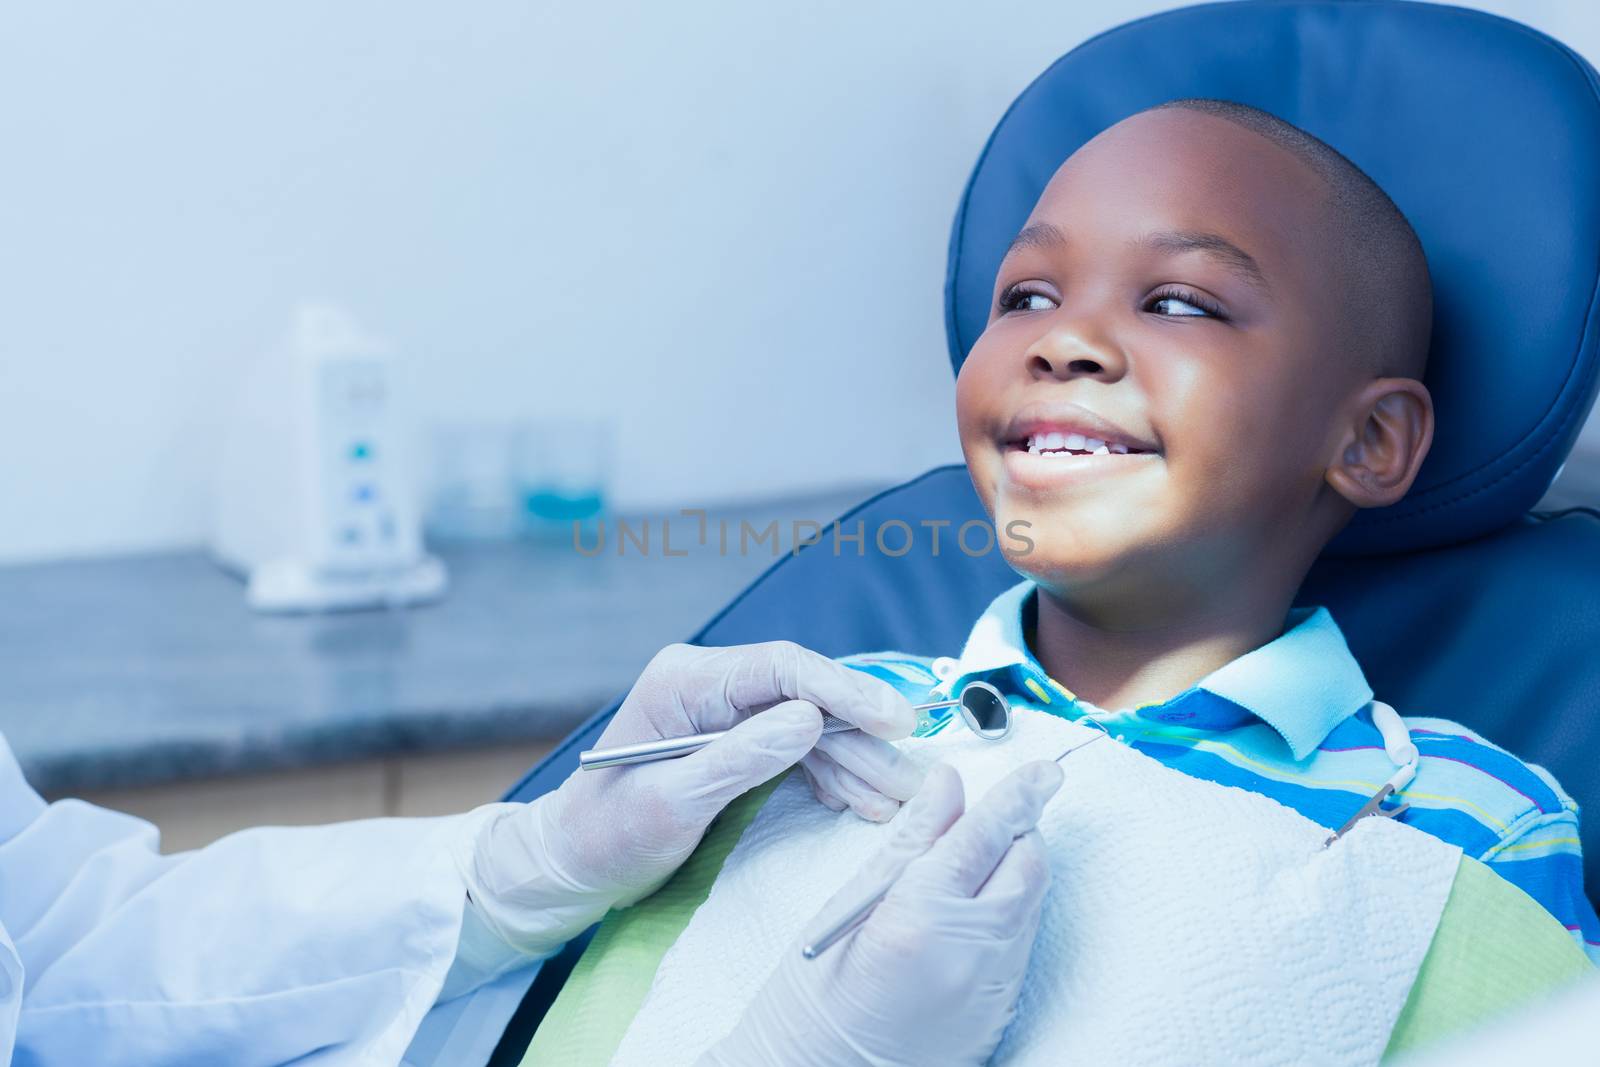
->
xmin=1152 ymin=297 xmax=1206 ymax=316
xmin=999 ymin=285 xmax=1058 ymax=313
xmin=1147 ymin=287 xmax=1226 ymax=320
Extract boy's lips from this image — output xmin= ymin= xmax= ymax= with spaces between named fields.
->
xmin=997 ymin=404 xmax=1161 ymax=492
xmin=1000 ymin=404 xmax=1160 ymax=455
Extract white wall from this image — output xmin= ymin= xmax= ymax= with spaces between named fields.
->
xmin=1 ymin=0 xmax=1596 ymax=563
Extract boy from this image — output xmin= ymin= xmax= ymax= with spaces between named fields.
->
xmin=840 ymin=98 xmax=1599 ymax=961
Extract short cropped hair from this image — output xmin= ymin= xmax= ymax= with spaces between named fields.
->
xmin=1151 ymin=98 xmax=1432 ymax=379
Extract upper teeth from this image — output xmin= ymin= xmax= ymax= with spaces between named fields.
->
xmin=1025 ymin=432 xmax=1135 ymax=455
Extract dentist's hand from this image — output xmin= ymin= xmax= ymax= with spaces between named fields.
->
xmin=457 ymin=641 xmax=922 ymax=961
xmin=703 ymin=760 xmax=1062 ymax=1067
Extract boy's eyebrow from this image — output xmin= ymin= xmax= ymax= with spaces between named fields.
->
xmin=1004 ymin=223 xmax=1067 ymax=258
xmin=1141 ymin=230 xmax=1270 ymax=294
xmin=1004 ymin=223 xmax=1270 ymax=295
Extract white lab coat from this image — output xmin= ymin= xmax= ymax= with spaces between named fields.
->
xmin=0 ymin=734 xmax=539 ymax=1066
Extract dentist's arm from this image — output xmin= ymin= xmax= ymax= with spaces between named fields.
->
xmin=0 ymin=642 xmax=919 ymax=1067
xmin=703 ymin=760 xmax=1063 ymax=1067
xmin=452 ymin=641 xmax=924 ymax=974
xmin=0 ymin=733 xmax=524 ymax=1067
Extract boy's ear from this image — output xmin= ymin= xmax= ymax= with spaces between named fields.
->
xmin=1325 ymin=379 xmax=1435 ymax=509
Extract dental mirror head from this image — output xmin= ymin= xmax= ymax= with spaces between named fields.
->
xmin=953 ymin=680 xmax=1012 ymax=741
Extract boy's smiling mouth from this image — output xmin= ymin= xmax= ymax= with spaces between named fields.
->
xmin=1014 ymin=431 xmax=1153 ymax=456
xmin=997 ymin=404 xmax=1162 ymax=490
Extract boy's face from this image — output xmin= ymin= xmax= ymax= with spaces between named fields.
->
xmin=957 ymin=110 xmax=1371 ymax=609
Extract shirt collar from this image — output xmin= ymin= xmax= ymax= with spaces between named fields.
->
xmin=935 ymin=580 xmax=1038 ymax=690
xmin=941 ymin=580 xmax=1373 ymax=760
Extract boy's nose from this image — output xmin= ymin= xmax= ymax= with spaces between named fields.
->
xmin=1025 ymin=319 xmax=1128 ymax=383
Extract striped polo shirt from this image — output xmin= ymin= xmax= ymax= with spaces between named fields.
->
xmin=842 ymin=579 xmax=1599 ymax=964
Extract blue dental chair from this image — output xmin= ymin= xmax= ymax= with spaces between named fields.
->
xmin=484 ymin=1 xmax=1600 ymax=1058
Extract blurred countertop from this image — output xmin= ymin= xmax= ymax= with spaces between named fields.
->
xmin=0 ymin=487 xmax=876 ymax=795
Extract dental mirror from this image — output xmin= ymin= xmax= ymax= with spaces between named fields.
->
xmin=915 ymin=680 xmax=1012 ymax=741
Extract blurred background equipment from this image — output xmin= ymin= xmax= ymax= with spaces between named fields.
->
xmin=212 ymin=304 xmax=446 ymax=612
xmin=424 ymin=415 xmax=612 ymax=541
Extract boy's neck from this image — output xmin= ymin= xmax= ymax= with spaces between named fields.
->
xmin=1028 ymin=585 xmax=1294 ymax=713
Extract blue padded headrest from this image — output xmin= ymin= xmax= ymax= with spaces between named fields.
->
xmin=945 ymin=0 xmax=1600 ymax=555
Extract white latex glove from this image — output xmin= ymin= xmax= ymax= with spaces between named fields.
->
xmin=457 ymin=641 xmax=922 ymax=963
xmin=702 ymin=760 xmax=1063 ymax=1067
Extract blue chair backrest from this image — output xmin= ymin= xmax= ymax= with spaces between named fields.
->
xmin=487 ymin=4 xmax=1600 ymax=1057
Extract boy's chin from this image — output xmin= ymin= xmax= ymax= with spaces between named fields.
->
xmin=993 ymin=493 xmax=1154 ymax=552
xmin=997 ymin=528 xmax=1147 ymax=591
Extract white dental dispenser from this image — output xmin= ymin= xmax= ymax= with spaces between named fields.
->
xmin=212 ymin=304 xmax=446 ymax=612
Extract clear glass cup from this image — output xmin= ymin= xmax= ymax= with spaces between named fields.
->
xmin=425 ymin=423 xmax=521 ymax=541
xmin=513 ymin=417 xmax=612 ymax=538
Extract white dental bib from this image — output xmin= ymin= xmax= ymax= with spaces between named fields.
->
xmin=611 ymin=709 xmax=1461 ymax=1067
